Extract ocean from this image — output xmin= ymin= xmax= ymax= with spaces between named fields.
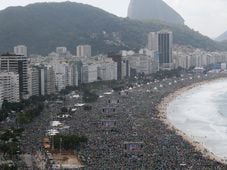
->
xmin=167 ymin=78 xmax=227 ymax=160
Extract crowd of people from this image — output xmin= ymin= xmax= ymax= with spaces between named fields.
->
xmin=64 ymin=72 xmax=227 ymax=169
xmin=13 ymin=72 xmax=227 ymax=169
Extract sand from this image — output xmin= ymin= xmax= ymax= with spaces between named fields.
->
xmin=157 ymin=79 xmax=227 ymax=164
xmin=52 ymin=152 xmax=84 ymax=168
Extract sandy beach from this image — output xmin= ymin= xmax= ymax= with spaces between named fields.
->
xmin=157 ymin=79 xmax=227 ymax=165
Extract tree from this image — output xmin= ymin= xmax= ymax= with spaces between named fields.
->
xmin=82 ymin=89 xmax=98 ymax=103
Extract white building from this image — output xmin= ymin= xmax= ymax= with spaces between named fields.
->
xmin=56 ymin=47 xmax=67 ymax=55
xmin=52 ymin=62 xmax=79 ymax=91
xmin=172 ymin=46 xmax=227 ymax=69
xmin=14 ymin=45 xmax=28 ymax=57
xmin=127 ymin=53 xmax=156 ymax=75
xmin=77 ymin=45 xmax=91 ymax=58
xmin=82 ymin=62 xmax=98 ymax=83
xmin=55 ymin=73 xmax=65 ymax=92
xmin=147 ymin=32 xmax=158 ymax=51
xmin=97 ymin=58 xmax=117 ymax=81
xmin=40 ymin=65 xmax=56 ymax=96
xmin=28 ymin=66 xmax=40 ymax=97
xmin=0 ymin=72 xmax=20 ymax=103
xmin=0 ymin=53 xmax=28 ymax=98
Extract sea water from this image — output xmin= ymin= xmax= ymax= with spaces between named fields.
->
xmin=167 ymin=78 xmax=227 ymax=159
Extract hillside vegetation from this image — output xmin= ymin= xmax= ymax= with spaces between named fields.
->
xmin=0 ymin=2 xmax=226 ymax=55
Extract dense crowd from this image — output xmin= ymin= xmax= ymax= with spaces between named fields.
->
xmin=65 ymin=73 xmax=227 ymax=169
xmin=12 ymin=72 xmax=227 ymax=169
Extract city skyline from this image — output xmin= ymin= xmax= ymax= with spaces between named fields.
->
xmin=1 ymin=27 xmax=227 ymax=168
xmin=0 ymin=0 xmax=227 ymax=38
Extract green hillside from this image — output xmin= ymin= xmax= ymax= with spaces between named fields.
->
xmin=0 ymin=2 xmax=225 ymax=55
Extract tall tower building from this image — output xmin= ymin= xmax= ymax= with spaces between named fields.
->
xmin=76 ymin=45 xmax=91 ymax=58
xmin=158 ymin=30 xmax=173 ymax=67
xmin=39 ymin=65 xmax=56 ymax=96
xmin=0 ymin=53 xmax=28 ymax=99
xmin=148 ymin=30 xmax=173 ymax=69
xmin=28 ymin=66 xmax=40 ymax=97
xmin=14 ymin=45 xmax=28 ymax=57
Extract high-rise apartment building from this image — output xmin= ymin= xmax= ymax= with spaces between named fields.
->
xmin=39 ymin=65 xmax=56 ymax=96
xmin=81 ymin=62 xmax=98 ymax=83
xmin=97 ymin=58 xmax=117 ymax=81
xmin=0 ymin=72 xmax=20 ymax=103
xmin=77 ymin=45 xmax=91 ymax=58
xmin=28 ymin=65 xmax=56 ymax=97
xmin=0 ymin=53 xmax=28 ymax=99
xmin=158 ymin=30 xmax=173 ymax=66
xmin=148 ymin=32 xmax=158 ymax=51
xmin=14 ymin=45 xmax=28 ymax=57
xmin=55 ymin=73 xmax=65 ymax=92
xmin=108 ymin=54 xmax=130 ymax=80
xmin=28 ymin=66 xmax=40 ymax=97
xmin=148 ymin=30 xmax=173 ymax=69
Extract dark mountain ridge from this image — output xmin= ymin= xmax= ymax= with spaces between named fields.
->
xmin=0 ymin=2 xmax=225 ymax=55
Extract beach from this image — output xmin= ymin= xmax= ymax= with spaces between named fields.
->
xmin=158 ymin=78 xmax=227 ymax=164
xmin=16 ymin=72 xmax=227 ymax=169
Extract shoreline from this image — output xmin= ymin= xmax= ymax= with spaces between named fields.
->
xmin=157 ymin=78 xmax=227 ymax=165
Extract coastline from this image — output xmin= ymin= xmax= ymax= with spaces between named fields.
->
xmin=157 ymin=78 xmax=227 ymax=165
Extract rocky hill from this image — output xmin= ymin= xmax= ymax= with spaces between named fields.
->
xmin=128 ymin=0 xmax=184 ymax=25
xmin=0 ymin=2 xmax=225 ymax=55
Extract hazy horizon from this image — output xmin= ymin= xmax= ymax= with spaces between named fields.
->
xmin=0 ymin=0 xmax=227 ymax=38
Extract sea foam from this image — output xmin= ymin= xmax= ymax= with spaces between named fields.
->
xmin=167 ymin=79 xmax=227 ymax=159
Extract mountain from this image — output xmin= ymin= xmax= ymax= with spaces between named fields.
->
xmin=216 ymin=31 xmax=227 ymax=42
xmin=128 ymin=0 xmax=184 ymax=25
xmin=0 ymin=2 xmax=225 ymax=55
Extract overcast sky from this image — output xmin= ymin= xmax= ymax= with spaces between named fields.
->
xmin=0 ymin=0 xmax=227 ymax=38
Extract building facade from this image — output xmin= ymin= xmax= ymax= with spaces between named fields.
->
xmin=0 ymin=72 xmax=20 ymax=103
xmin=77 ymin=45 xmax=91 ymax=58
xmin=28 ymin=66 xmax=40 ymax=97
xmin=81 ymin=62 xmax=98 ymax=83
xmin=39 ymin=65 xmax=56 ymax=96
xmin=0 ymin=53 xmax=28 ymax=99
xmin=14 ymin=45 xmax=28 ymax=57
xmin=148 ymin=30 xmax=173 ymax=69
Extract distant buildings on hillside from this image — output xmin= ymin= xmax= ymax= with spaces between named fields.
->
xmin=1 ymin=31 xmax=227 ymax=109
xmin=14 ymin=45 xmax=28 ymax=57
xmin=76 ymin=45 xmax=91 ymax=58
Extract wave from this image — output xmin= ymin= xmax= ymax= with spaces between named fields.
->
xmin=167 ymin=79 xmax=227 ymax=159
